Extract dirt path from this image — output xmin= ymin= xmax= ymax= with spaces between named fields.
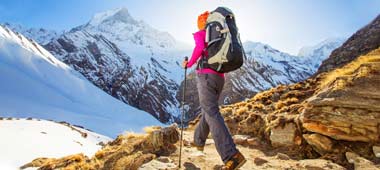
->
xmin=141 ymin=130 xmax=346 ymax=170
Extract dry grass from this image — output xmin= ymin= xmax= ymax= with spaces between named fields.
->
xmin=235 ymin=107 xmax=248 ymax=116
xmin=280 ymin=90 xmax=305 ymax=100
xmin=253 ymin=89 xmax=274 ymax=102
xmin=234 ymin=101 xmax=248 ymax=108
xmin=143 ymin=126 xmax=162 ymax=134
xmin=20 ymin=154 xmax=90 ymax=170
xmin=289 ymin=83 xmax=303 ymax=90
xmin=252 ymin=103 xmax=265 ymax=110
xmin=275 ymin=97 xmax=299 ymax=110
xmin=220 ymin=107 xmax=233 ymax=116
xmin=319 ymin=47 xmax=380 ymax=89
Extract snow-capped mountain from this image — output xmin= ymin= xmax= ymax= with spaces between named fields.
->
xmin=2 ymin=22 xmax=61 ymax=45
xmin=238 ymin=42 xmax=311 ymax=89
xmin=0 ymin=25 xmax=161 ymax=137
xmin=4 ymin=7 xmax=343 ymax=124
xmin=298 ymin=38 xmax=345 ymax=72
xmin=0 ymin=118 xmax=111 ymax=169
xmin=44 ymin=8 xmax=190 ymax=123
xmin=80 ymin=7 xmax=189 ymax=81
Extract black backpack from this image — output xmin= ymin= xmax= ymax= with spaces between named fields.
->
xmin=198 ymin=7 xmax=245 ymax=73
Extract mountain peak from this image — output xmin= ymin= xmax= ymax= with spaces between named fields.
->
xmin=298 ymin=37 xmax=346 ymax=57
xmin=88 ymin=7 xmax=138 ymax=26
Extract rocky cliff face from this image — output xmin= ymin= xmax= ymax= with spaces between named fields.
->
xmin=301 ymin=49 xmax=380 ymax=143
xmin=317 ymin=14 xmax=380 ymax=74
xmin=44 ymin=29 xmax=179 ymax=123
xmin=43 ymin=8 xmax=187 ymax=123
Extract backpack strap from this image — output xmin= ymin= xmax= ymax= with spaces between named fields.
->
xmin=197 ymin=49 xmax=223 ymax=72
xmin=197 ymin=48 xmax=208 ymax=70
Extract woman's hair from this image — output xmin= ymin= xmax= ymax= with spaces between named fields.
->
xmin=197 ymin=11 xmax=209 ymax=30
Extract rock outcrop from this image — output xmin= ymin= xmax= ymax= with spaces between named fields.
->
xmin=301 ymin=50 xmax=380 ymax=143
xmin=210 ymin=48 xmax=380 ymax=168
xmin=317 ymin=14 xmax=380 ymax=74
xmin=21 ymin=126 xmax=179 ymax=170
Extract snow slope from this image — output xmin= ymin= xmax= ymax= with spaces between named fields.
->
xmin=0 ymin=118 xmax=111 ymax=169
xmin=2 ymin=22 xmax=61 ymax=45
xmin=0 ymin=25 xmax=161 ymax=137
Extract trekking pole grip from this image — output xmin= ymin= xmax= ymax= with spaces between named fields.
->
xmin=184 ymin=56 xmax=188 ymax=69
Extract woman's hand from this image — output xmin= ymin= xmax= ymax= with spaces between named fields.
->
xmin=182 ymin=60 xmax=188 ymax=69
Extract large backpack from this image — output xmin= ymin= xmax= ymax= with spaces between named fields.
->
xmin=198 ymin=7 xmax=245 ymax=73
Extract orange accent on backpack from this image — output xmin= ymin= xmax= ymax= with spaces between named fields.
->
xmin=197 ymin=11 xmax=209 ymax=30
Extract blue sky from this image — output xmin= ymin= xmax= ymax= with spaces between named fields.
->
xmin=0 ymin=0 xmax=379 ymax=55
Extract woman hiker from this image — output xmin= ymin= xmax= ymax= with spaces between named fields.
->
xmin=182 ymin=11 xmax=246 ymax=170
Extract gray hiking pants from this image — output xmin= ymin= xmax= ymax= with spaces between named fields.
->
xmin=194 ymin=73 xmax=238 ymax=163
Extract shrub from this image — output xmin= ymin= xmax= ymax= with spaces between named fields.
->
xmin=235 ymin=107 xmax=248 ymax=116
xmin=252 ymin=103 xmax=265 ymax=110
xmin=281 ymin=90 xmax=304 ymax=99
xmin=275 ymin=101 xmax=286 ymax=110
xmin=289 ymin=83 xmax=303 ymax=90
xmin=275 ymin=97 xmax=299 ymax=110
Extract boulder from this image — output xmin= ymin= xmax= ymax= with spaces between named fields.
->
xmin=254 ymin=157 xmax=268 ymax=166
xmin=303 ymin=134 xmax=333 ymax=155
xmin=373 ymin=146 xmax=380 ymax=158
xmin=346 ymin=152 xmax=378 ymax=170
xmin=276 ymin=153 xmax=290 ymax=160
xmin=298 ymin=159 xmax=345 ymax=170
xmin=247 ymin=137 xmax=261 ymax=146
xmin=233 ymin=135 xmax=250 ymax=145
xmin=270 ymin=123 xmax=297 ymax=147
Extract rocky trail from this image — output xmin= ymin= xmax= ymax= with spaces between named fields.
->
xmin=141 ymin=130 xmax=347 ymax=170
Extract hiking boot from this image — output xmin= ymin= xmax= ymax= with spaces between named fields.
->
xmin=190 ymin=141 xmax=204 ymax=152
xmin=222 ymin=151 xmax=246 ymax=170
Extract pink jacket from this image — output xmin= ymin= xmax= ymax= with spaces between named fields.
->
xmin=187 ymin=30 xmax=224 ymax=77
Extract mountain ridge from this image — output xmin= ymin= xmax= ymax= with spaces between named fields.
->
xmin=3 ymin=7 xmax=343 ymax=124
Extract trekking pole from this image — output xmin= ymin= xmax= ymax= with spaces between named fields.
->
xmin=179 ymin=56 xmax=188 ymax=168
